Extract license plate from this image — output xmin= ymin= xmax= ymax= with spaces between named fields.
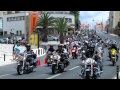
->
xmin=52 ymin=63 xmax=56 ymax=64
xmin=86 ymin=69 xmax=90 ymax=71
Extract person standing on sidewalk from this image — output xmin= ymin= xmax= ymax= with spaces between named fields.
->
xmin=14 ymin=42 xmax=21 ymax=61
xmin=13 ymin=43 xmax=16 ymax=60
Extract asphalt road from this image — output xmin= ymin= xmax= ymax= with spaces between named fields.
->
xmin=0 ymin=31 xmax=120 ymax=79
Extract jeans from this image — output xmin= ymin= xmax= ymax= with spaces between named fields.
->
xmin=30 ymin=58 xmax=34 ymax=66
xmin=97 ymin=59 xmax=103 ymax=71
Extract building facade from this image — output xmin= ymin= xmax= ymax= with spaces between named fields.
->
xmin=2 ymin=11 xmax=75 ymax=38
xmin=3 ymin=12 xmax=29 ymax=38
xmin=108 ymin=11 xmax=120 ymax=31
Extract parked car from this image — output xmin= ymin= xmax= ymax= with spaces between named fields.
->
xmin=47 ymin=35 xmax=58 ymax=41
xmin=3 ymin=38 xmax=8 ymax=43
xmin=8 ymin=39 xmax=14 ymax=44
xmin=0 ymin=39 xmax=5 ymax=43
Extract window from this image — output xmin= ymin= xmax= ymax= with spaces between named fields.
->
xmin=10 ymin=17 xmax=13 ymax=21
xmin=20 ymin=16 xmax=24 ymax=20
xmin=16 ymin=31 xmax=18 ymax=35
xmin=15 ymin=11 xmax=20 ymax=13
xmin=69 ymin=19 xmax=72 ymax=23
xmin=4 ymin=31 xmax=7 ymax=35
xmin=20 ymin=31 xmax=22 ymax=35
xmin=16 ymin=17 xmax=19 ymax=21
xmin=7 ymin=18 xmax=9 ymax=21
xmin=13 ymin=17 xmax=16 ymax=21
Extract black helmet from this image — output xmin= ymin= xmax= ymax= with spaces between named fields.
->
xmin=50 ymin=45 xmax=53 ymax=48
xmin=26 ymin=44 xmax=31 ymax=51
xmin=64 ymin=44 xmax=67 ymax=48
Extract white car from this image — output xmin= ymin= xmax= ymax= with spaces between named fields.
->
xmin=47 ymin=35 xmax=58 ymax=41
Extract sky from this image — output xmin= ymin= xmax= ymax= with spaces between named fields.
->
xmin=80 ymin=11 xmax=110 ymax=25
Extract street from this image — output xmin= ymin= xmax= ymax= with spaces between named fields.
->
xmin=0 ymin=31 xmax=120 ymax=79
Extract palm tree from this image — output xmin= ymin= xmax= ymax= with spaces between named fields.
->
xmin=37 ymin=12 xmax=55 ymax=42
xmin=54 ymin=17 xmax=69 ymax=44
xmin=70 ymin=11 xmax=80 ymax=31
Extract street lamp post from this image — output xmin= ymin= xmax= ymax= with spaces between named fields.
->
xmin=99 ymin=11 xmax=104 ymax=32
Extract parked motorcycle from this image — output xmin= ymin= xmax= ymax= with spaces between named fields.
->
xmin=17 ymin=53 xmax=37 ymax=75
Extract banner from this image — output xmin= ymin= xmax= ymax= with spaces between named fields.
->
xmin=30 ymin=12 xmax=39 ymax=35
xmin=30 ymin=34 xmax=38 ymax=47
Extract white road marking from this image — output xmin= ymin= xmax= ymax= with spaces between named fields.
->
xmin=112 ymin=72 xmax=120 ymax=79
xmin=110 ymin=34 xmax=118 ymax=37
xmin=0 ymin=74 xmax=11 ymax=78
xmin=46 ymin=74 xmax=61 ymax=79
xmin=69 ymin=66 xmax=80 ymax=71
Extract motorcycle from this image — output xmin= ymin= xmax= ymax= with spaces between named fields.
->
xmin=80 ymin=50 xmax=86 ymax=61
xmin=81 ymin=60 xmax=100 ymax=79
xmin=50 ymin=55 xmax=64 ymax=74
xmin=71 ymin=48 xmax=77 ymax=59
xmin=17 ymin=53 xmax=37 ymax=75
xmin=111 ymin=53 xmax=117 ymax=66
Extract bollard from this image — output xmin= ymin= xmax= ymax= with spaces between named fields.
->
xmin=4 ymin=54 xmax=5 ymax=61
xmin=36 ymin=50 xmax=37 ymax=55
xmin=41 ymin=49 xmax=43 ymax=55
xmin=116 ymin=66 xmax=119 ymax=79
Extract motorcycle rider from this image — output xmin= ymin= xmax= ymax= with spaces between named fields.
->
xmin=46 ymin=45 xmax=55 ymax=63
xmin=63 ymin=44 xmax=69 ymax=58
xmin=47 ymin=45 xmax=55 ymax=53
xmin=93 ymin=50 xmax=103 ymax=72
xmin=56 ymin=45 xmax=64 ymax=54
xmin=24 ymin=44 xmax=36 ymax=66
xmin=108 ymin=43 xmax=119 ymax=61
xmin=14 ymin=41 xmax=21 ymax=61
xmin=71 ymin=46 xmax=77 ymax=59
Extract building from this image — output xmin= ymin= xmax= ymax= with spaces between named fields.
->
xmin=3 ymin=12 xmax=30 ymax=38
xmin=2 ymin=11 xmax=75 ymax=38
xmin=80 ymin=24 xmax=89 ymax=30
xmin=108 ymin=11 xmax=114 ymax=32
xmin=37 ymin=11 xmax=75 ymax=36
xmin=108 ymin=11 xmax=120 ymax=32
xmin=96 ymin=23 xmax=106 ymax=31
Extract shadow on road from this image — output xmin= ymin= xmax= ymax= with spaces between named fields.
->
xmin=106 ymin=64 xmax=114 ymax=67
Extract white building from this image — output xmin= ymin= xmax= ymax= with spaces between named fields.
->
xmin=2 ymin=11 xmax=75 ymax=38
xmin=37 ymin=11 xmax=75 ymax=36
xmin=3 ymin=12 xmax=29 ymax=37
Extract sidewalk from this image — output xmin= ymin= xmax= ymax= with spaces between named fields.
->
xmin=0 ymin=44 xmax=46 ymax=67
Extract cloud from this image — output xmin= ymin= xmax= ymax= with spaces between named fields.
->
xmin=80 ymin=11 xmax=110 ymax=25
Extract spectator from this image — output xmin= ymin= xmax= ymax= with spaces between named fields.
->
xmin=14 ymin=42 xmax=20 ymax=61
xmin=13 ymin=43 xmax=15 ymax=60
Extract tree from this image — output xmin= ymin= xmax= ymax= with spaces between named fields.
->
xmin=37 ymin=12 xmax=55 ymax=42
xmin=54 ymin=17 xmax=69 ymax=44
xmin=70 ymin=11 xmax=80 ymax=31
xmin=115 ymin=21 xmax=120 ymax=30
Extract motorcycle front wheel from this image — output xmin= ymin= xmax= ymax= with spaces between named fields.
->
xmin=17 ymin=65 xmax=24 ymax=75
xmin=85 ymin=71 xmax=90 ymax=79
xmin=52 ymin=65 xmax=57 ymax=74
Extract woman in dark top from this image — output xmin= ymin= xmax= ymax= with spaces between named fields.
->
xmin=13 ymin=44 xmax=15 ymax=60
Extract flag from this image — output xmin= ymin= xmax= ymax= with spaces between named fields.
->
xmin=30 ymin=12 xmax=39 ymax=35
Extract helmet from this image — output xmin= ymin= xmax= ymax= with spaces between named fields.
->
xmin=26 ymin=44 xmax=31 ymax=51
xmin=64 ymin=44 xmax=67 ymax=48
xmin=50 ymin=45 xmax=53 ymax=48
